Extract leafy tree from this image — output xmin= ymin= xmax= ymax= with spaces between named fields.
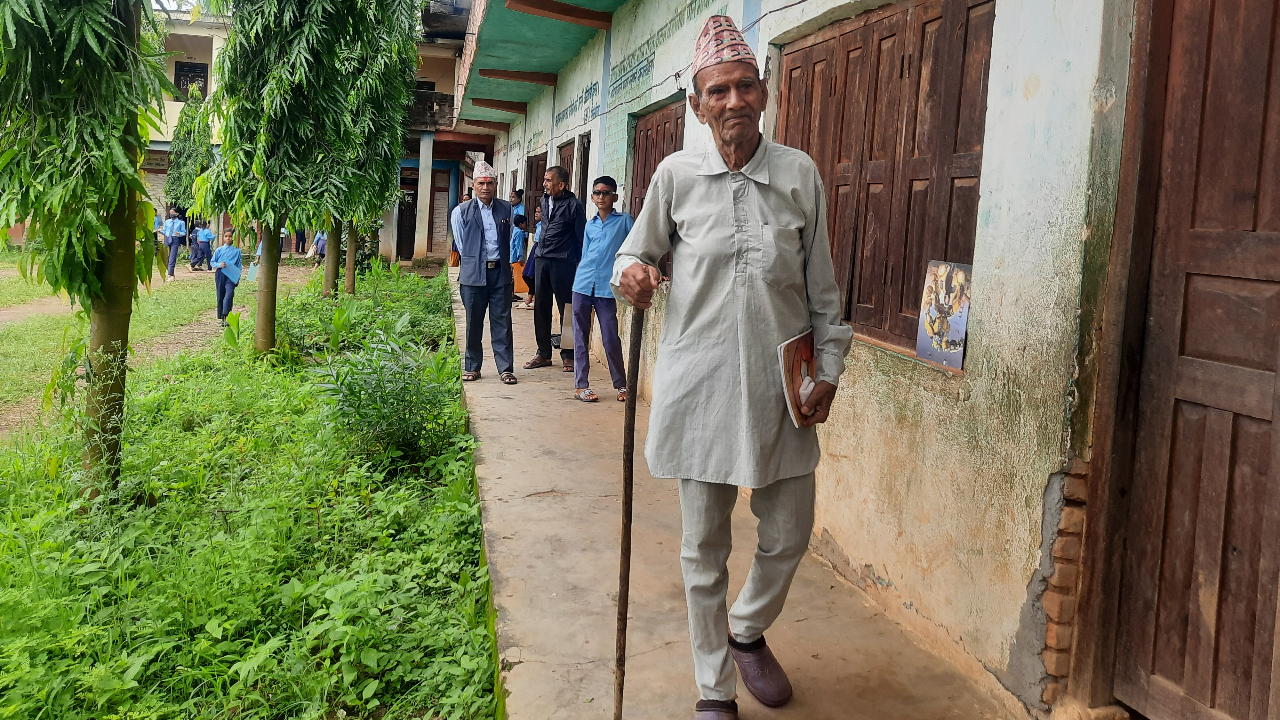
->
xmin=0 ymin=0 xmax=172 ymax=482
xmin=163 ymin=85 xmax=213 ymax=212
xmin=194 ymin=0 xmax=357 ymax=351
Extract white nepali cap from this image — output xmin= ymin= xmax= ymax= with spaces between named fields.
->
xmin=691 ymin=15 xmax=758 ymax=79
xmin=473 ymin=160 xmax=498 ymax=179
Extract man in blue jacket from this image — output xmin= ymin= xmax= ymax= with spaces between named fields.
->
xmin=452 ymin=160 xmax=517 ymax=385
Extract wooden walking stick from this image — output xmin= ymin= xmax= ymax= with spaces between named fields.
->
xmin=614 ymin=307 xmax=646 ymax=720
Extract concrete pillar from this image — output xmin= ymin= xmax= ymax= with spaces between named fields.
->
xmin=379 ymin=205 xmax=397 ymax=262
xmin=414 ymin=132 xmax=435 ymax=258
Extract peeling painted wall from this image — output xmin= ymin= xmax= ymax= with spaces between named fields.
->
xmin=755 ymin=0 xmax=1126 ymax=713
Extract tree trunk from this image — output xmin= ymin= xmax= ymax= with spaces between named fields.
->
xmin=254 ymin=216 xmax=283 ymax=352
xmin=85 ymin=0 xmax=141 ymax=488
xmin=323 ymin=221 xmax=342 ymax=296
xmin=344 ymin=219 xmax=358 ymax=294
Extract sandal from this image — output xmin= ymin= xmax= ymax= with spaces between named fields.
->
xmin=562 ymin=362 xmax=574 ymax=373
xmin=575 ymin=388 xmax=599 ymax=402
xmin=500 ymin=372 xmax=517 ymax=385
xmin=462 ymin=371 xmax=481 ymax=382
xmin=617 ymin=389 xmax=627 ymax=402
xmin=524 ymin=356 xmax=553 ymax=369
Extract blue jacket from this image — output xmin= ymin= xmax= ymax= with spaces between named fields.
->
xmin=455 ymin=198 xmax=513 ymax=287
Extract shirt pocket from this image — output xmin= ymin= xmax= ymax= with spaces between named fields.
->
xmin=758 ymin=224 xmax=805 ymax=293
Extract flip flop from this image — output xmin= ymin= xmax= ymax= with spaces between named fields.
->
xmin=575 ymin=388 xmax=599 ymax=402
xmin=617 ymin=389 xmax=628 ymax=402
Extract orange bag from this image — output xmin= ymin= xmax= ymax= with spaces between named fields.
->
xmin=449 ymin=250 xmax=461 ymax=267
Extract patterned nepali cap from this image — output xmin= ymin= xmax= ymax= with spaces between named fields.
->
xmin=691 ymin=15 xmax=758 ymax=79
xmin=473 ymin=160 xmax=498 ymax=179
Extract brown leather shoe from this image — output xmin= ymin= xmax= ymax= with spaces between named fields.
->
xmin=729 ymin=636 xmax=793 ymax=707
xmin=693 ymin=699 xmax=738 ymax=719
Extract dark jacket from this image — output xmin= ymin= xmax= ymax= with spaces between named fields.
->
xmin=536 ymin=190 xmax=587 ymax=263
xmin=456 ymin=198 xmax=513 ymax=287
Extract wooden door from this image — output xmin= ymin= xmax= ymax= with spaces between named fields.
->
xmin=526 ymin=153 xmax=548 ymax=219
xmin=577 ymin=133 xmax=592 ymax=201
xmin=629 ymin=98 xmax=686 ymax=217
xmin=558 ymin=141 xmax=575 ymax=184
xmin=1115 ymin=1 xmax=1280 ymax=718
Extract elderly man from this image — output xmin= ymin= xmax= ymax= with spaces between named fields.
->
xmin=612 ymin=15 xmax=852 ymax=720
xmin=453 ymin=161 xmax=518 ymax=385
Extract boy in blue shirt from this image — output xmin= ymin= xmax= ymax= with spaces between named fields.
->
xmin=161 ymin=209 xmax=186 ymax=281
xmin=571 ymin=176 xmax=633 ymax=402
xmin=189 ymin=220 xmax=215 ymax=271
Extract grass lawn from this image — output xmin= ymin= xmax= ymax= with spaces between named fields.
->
xmin=0 ymin=271 xmax=497 ymax=719
xmin=0 ymin=277 xmax=232 ymax=404
xmin=0 ymin=274 xmax=62 ymax=309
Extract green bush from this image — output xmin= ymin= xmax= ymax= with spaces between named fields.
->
xmin=275 ymin=265 xmax=453 ymax=357
xmin=316 ymin=324 xmax=465 ymax=471
xmin=0 ymin=271 xmax=498 ymax=719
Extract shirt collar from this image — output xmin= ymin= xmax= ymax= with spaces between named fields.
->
xmin=697 ymin=136 xmax=770 ymax=185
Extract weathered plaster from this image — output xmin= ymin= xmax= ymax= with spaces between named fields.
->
xmin=765 ymin=0 xmax=1122 ymax=713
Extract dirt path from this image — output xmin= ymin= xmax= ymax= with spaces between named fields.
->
xmin=0 ymin=265 xmax=315 ymax=436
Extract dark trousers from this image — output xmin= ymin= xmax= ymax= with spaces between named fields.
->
xmin=459 ymin=264 xmax=515 ymax=375
xmin=534 ymin=257 xmax=576 ymax=362
xmin=215 ymin=270 xmax=236 ymax=319
xmin=166 ymin=238 xmax=181 ymax=275
xmin=191 ymin=241 xmax=211 ymax=269
xmin=572 ymin=292 xmax=626 ymax=390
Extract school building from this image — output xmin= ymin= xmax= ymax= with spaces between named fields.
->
xmin=452 ymin=0 xmax=1280 ymax=718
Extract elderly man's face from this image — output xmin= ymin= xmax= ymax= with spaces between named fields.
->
xmin=474 ymin=176 xmax=497 ymax=203
xmin=689 ymin=61 xmax=767 ymax=147
xmin=544 ymin=170 xmax=567 ymax=198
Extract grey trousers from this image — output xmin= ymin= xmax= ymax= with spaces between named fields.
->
xmin=679 ymin=472 xmax=816 ymax=701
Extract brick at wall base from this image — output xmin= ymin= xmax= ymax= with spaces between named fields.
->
xmin=1043 ymin=591 xmax=1077 ymax=624
xmin=1043 ymin=648 xmax=1071 ymax=677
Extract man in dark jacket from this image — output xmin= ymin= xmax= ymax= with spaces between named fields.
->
xmin=524 ymin=165 xmax=587 ymax=371
xmin=455 ymin=161 xmax=517 ymax=385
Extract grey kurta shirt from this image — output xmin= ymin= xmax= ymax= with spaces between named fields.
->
xmin=611 ymin=138 xmax=853 ymax=488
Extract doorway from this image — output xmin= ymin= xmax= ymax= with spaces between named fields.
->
xmin=1112 ymin=1 xmax=1280 ymax=718
xmin=525 ymin=153 xmax=548 ymax=218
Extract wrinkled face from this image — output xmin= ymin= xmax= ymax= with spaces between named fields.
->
xmin=689 ymin=61 xmax=767 ymax=148
xmin=474 ymin=176 xmax=496 ymax=203
xmin=544 ymin=170 xmax=566 ymax=198
xmin=591 ymin=183 xmax=617 ymax=214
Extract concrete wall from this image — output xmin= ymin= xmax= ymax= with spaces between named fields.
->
xmin=496 ymin=0 xmax=1132 ymax=714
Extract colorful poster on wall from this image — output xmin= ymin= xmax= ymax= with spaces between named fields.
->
xmin=916 ymin=261 xmax=972 ymax=370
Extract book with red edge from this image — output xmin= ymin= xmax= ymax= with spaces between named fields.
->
xmin=778 ymin=328 xmax=815 ymax=429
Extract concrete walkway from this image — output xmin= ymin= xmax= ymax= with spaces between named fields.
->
xmin=454 ymin=277 xmax=1018 ymax=720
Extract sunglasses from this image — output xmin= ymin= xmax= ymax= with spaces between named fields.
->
xmin=591 ymin=189 xmax=616 ymax=196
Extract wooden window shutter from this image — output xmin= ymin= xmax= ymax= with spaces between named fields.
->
xmin=885 ymin=0 xmax=994 ymax=340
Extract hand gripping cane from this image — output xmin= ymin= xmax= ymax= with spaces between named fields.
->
xmin=614 ymin=307 xmax=645 ymax=720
